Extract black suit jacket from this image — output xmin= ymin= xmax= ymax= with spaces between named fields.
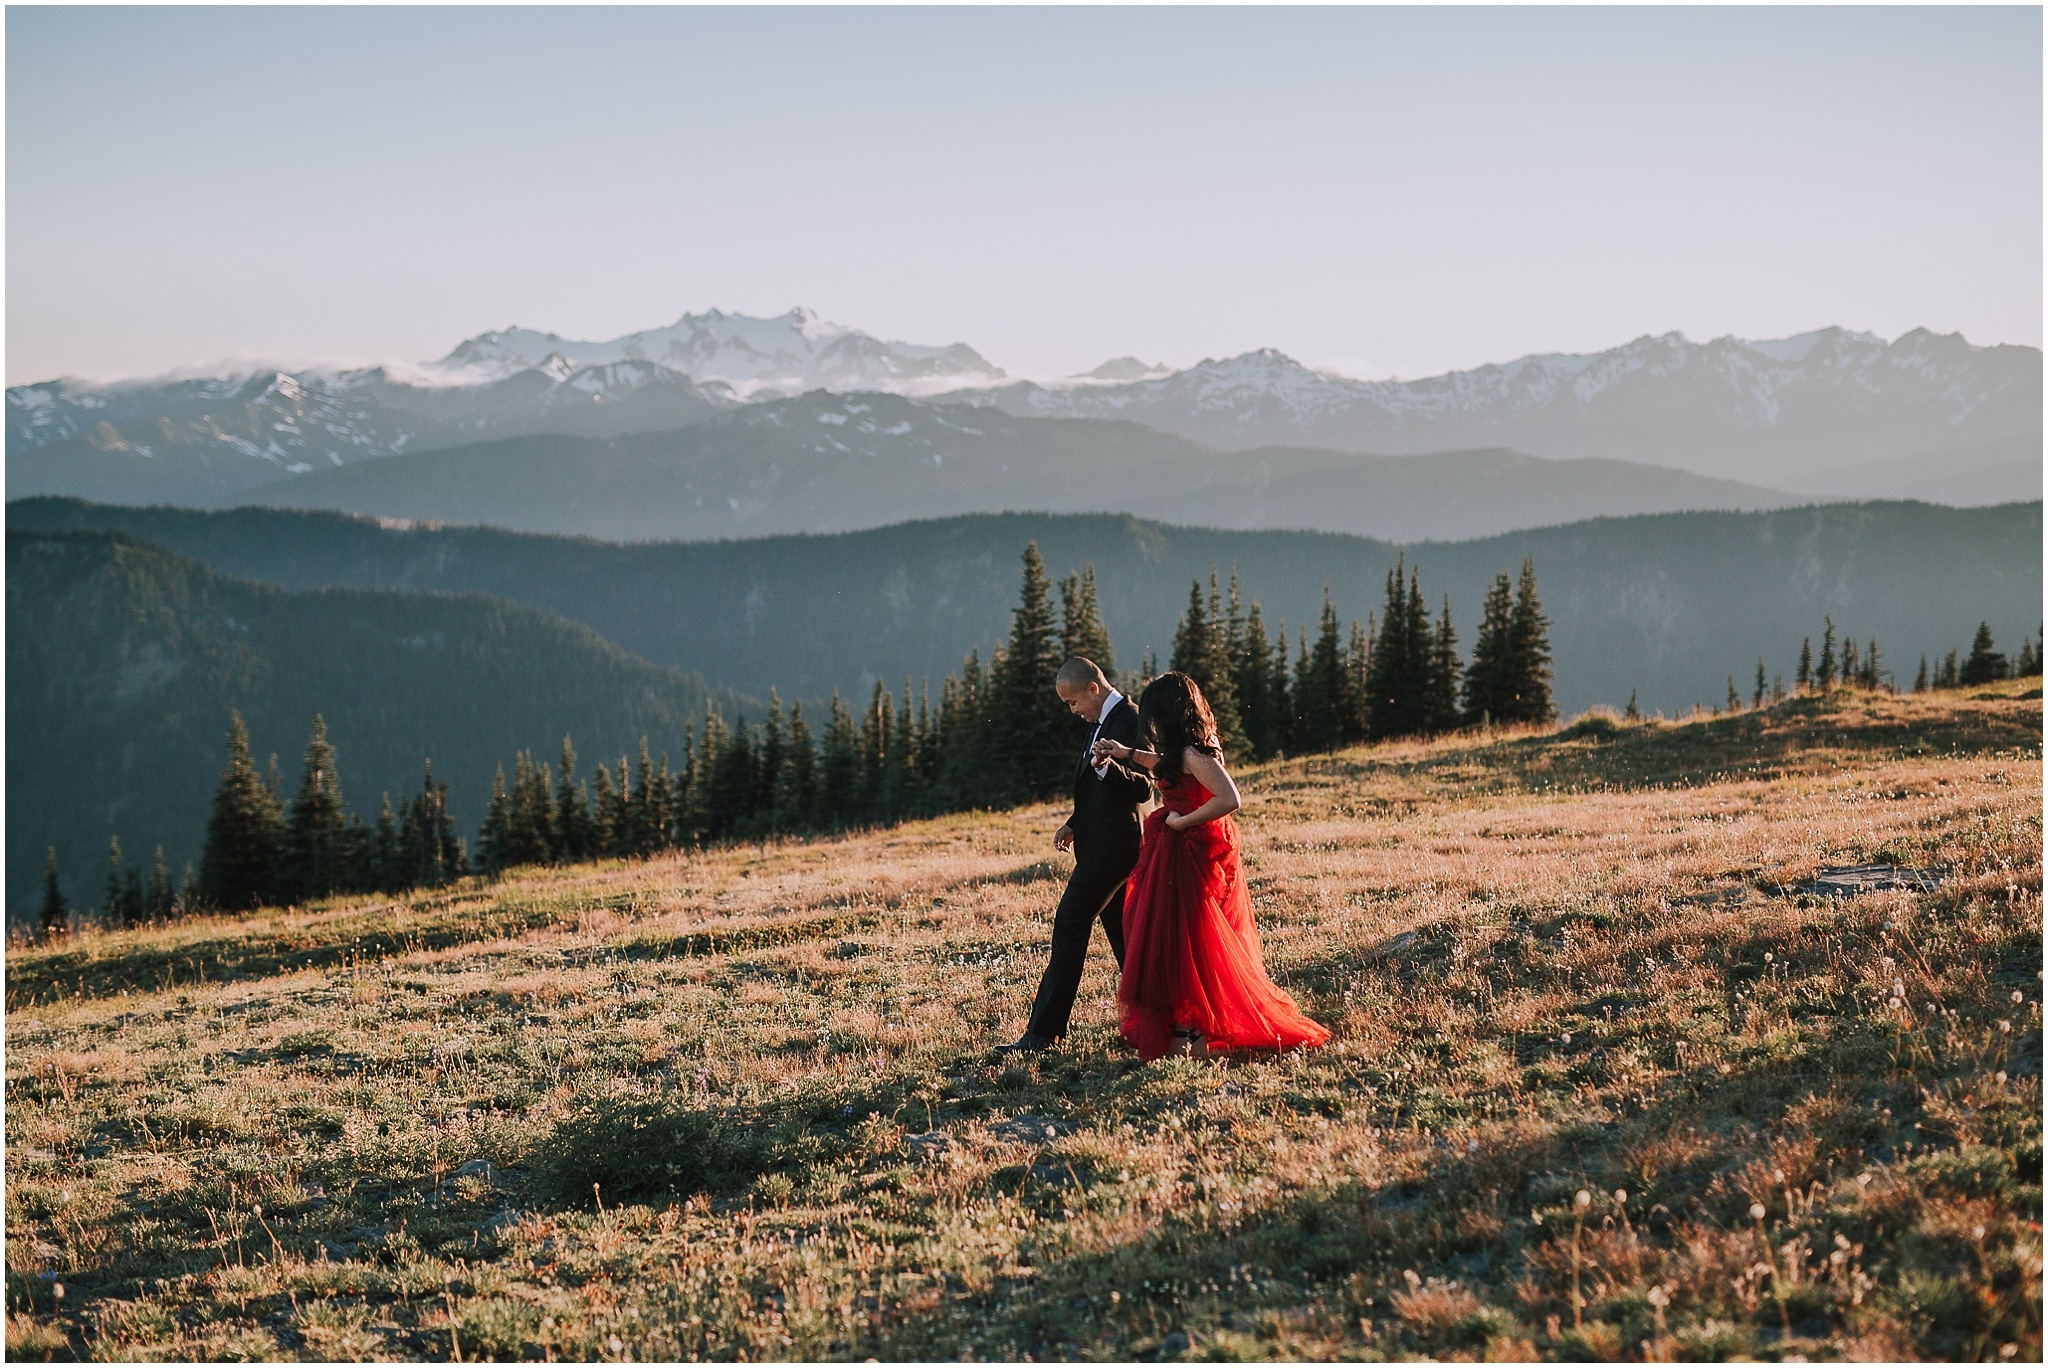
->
xmin=1068 ymin=696 xmax=1151 ymax=873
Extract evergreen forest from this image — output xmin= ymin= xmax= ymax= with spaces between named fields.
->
xmin=26 ymin=527 xmax=2035 ymax=936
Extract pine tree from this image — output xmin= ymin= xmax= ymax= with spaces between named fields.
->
xmin=1268 ymin=621 xmax=1294 ymax=757
xmin=1426 ymin=596 xmax=1462 ymax=733
xmin=1754 ymin=658 xmax=1768 ymax=708
xmin=1364 ymin=560 xmax=1432 ymax=740
xmin=1297 ymin=587 xmax=1350 ymax=751
xmin=1841 ymin=639 xmax=1860 ymax=687
xmin=1170 ymin=572 xmax=1243 ymax=754
xmin=629 ymin=738 xmax=660 ymax=854
xmin=1462 ymin=571 xmax=1515 ymax=726
xmin=282 ymin=716 xmax=353 ymax=900
xmin=1914 ymin=656 xmax=1929 ymax=693
xmin=590 ymin=762 xmax=622 ymax=856
xmin=147 ymin=846 xmax=175 ymax=922
xmin=554 ymin=737 xmax=592 ymax=862
xmin=775 ymin=700 xmax=818 ymax=831
xmin=1210 ymin=570 xmax=1245 ymax=748
xmin=1961 ymin=622 xmax=2009 ymax=685
xmin=1796 ymin=637 xmax=1813 ymax=690
xmin=1817 ymin=618 xmax=1837 ymax=688
xmin=338 ymin=813 xmax=374 ymax=894
xmin=1938 ymin=649 xmax=1960 ymax=689
xmin=105 ymin=836 xmax=129 ymax=929
xmin=1726 ymin=676 xmax=1740 ymax=712
xmin=1861 ymin=639 xmax=1885 ymax=690
xmin=1503 ymin=558 xmax=1556 ymax=724
xmin=756 ymin=694 xmax=787 ymax=834
xmin=857 ymin=686 xmax=891 ymax=823
xmin=819 ymin=690 xmax=861 ymax=828
xmin=200 ymin=711 xmax=283 ymax=912
xmin=712 ymin=709 xmax=758 ymax=837
xmin=989 ymin=543 xmax=1069 ymax=803
xmin=1235 ymin=600 xmax=1280 ymax=760
xmin=1058 ymin=563 xmax=1116 ymax=681
xmin=477 ymin=766 xmax=513 ymax=873
xmin=890 ymin=681 xmax=917 ymax=818
xmin=39 ymin=847 xmax=68 ymax=939
xmin=1624 ymin=690 xmax=1641 ymax=722
xmin=374 ymin=795 xmax=401 ymax=891
xmin=1345 ymin=620 xmax=1371 ymax=744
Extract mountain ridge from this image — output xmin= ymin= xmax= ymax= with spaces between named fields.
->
xmin=211 ymin=390 xmax=1807 ymax=543
xmin=15 ymin=494 xmax=2037 ymax=726
xmin=11 ymin=313 xmax=2037 ymax=510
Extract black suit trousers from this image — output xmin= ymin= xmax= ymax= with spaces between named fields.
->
xmin=1026 ymin=852 xmax=1135 ymax=1041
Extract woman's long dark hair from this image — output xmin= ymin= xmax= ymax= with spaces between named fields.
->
xmin=1138 ymin=671 xmax=1222 ymax=785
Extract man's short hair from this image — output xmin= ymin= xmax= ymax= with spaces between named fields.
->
xmin=1056 ymin=657 xmax=1108 ymax=690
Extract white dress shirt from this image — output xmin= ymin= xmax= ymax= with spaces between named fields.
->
xmin=1085 ymin=688 xmax=1125 ymax=778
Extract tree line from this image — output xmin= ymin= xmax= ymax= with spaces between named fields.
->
xmin=21 ymin=544 xmax=1575 ymax=937
xmin=1702 ymin=617 xmax=2041 ymax=720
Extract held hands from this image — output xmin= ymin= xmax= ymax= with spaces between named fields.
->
xmin=1054 ymin=823 xmax=1075 ymax=853
xmin=1090 ymin=737 xmax=1127 ymax=765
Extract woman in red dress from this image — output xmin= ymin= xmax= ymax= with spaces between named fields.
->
xmin=1091 ymin=671 xmax=1331 ymax=1061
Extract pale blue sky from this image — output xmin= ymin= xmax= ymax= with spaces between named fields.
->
xmin=7 ymin=6 xmax=2040 ymax=386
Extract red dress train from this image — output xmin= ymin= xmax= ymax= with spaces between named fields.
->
xmin=1117 ymin=773 xmax=1331 ymax=1061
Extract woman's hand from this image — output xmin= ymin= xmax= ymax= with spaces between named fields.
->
xmin=1162 ymin=811 xmax=1187 ymax=832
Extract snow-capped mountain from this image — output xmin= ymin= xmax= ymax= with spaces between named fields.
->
xmin=947 ymin=328 xmax=2040 ymax=501
xmin=6 ymin=358 xmax=737 ymax=506
xmin=434 ymin=307 xmax=1005 ymax=397
xmin=7 ymin=315 xmax=2038 ymax=513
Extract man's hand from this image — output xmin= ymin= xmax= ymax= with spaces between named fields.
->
xmin=1054 ymin=824 xmax=1075 ymax=853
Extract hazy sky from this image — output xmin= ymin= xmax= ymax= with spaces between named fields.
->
xmin=7 ymin=6 xmax=2041 ymax=386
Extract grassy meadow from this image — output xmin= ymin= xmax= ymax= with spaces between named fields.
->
xmin=5 ymin=681 xmax=2042 ymax=1362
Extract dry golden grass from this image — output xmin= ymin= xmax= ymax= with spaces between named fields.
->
xmin=5 ymin=681 xmax=2041 ymax=1361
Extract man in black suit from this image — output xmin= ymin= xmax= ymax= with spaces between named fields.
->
xmin=997 ymin=656 xmax=1152 ymax=1054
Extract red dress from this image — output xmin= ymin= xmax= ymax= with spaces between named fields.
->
xmin=1117 ymin=772 xmax=1332 ymax=1061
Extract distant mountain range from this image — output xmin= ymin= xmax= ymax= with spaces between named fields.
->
xmin=206 ymin=391 xmax=1802 ymax=543
xmin=9 ymin=311 xmax=2039 ymax=529
xmin=436 ymin=306 xmax=1006 ymax=396
xmin=17 ymin=495 xmax=2037 ymax=725
xmin=952 ymin=329 xmax=2041 ymax=502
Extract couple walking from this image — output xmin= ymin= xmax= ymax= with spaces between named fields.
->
xmin=997 ymin=657 xmax=1330 ymax=1061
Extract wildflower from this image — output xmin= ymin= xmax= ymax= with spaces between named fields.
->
xmin=1750 ymin=1203 xmax=1766 ymax=1220
xmin=1575 ymin=1190 xmax=1592 ymax=1210
xmin=1614 ymin=1189 xmax=1627 ymax=1204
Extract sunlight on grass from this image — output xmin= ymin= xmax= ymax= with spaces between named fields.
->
xmin=6 ymin=684 xmax=2041 ymax=1361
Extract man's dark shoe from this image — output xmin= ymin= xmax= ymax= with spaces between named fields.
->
xmin=994 ymin=1031 xmax=1058 ymax=1056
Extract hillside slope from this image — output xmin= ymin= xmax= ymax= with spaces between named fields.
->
xmin=14 ymin=497 xmax=2041 ymax=720
xmin=5 ymin=530 xmax=744 ymax=923
xmin=5 ymin=686 xmax=2039 ymax=1361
